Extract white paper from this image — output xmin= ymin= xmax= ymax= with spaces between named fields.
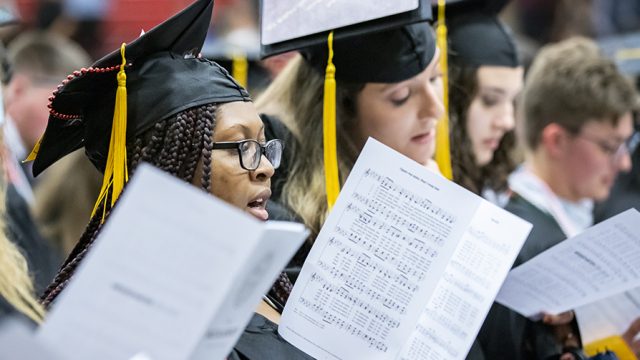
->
xmin=278 ymin=138 xmax=531 ymax=360
xmin=399 ymin=201 xmax=530 ymax=359
xmin=0 ymin=317 xmax=63 ymax=359
xmin=576 ymin=288 xmax=640 ymax=345
xmin=496 ymin=209 xmax=640 ymax=317
xmin=189 ymin=221 xmax=308 ymax=360
xmin=38 ymin=164 xmax=307 ymax=360
xmin=261 ymin=0 xmax=418 ymax=45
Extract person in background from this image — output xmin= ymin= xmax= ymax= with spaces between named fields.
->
xmin=446 ymin=8 xmax=523 ymax=205
xmin=478 ymin=37 xmax=638 ymax=360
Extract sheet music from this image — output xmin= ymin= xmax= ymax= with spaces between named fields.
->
xmin=261 ymin=0 xmax=418 ymax=45
xmin=496 ymin=209 xmax=640 ymax=317
xmin=279 ymin=138 xmax=531 ymax=360
xmin=399 ymin=201 xmax=530 ymax=359
xmin=576 ymin=288 xmax=640 ymax=345
xmin=189 ymin=221 xmax=308 ymax=360
xmin=38 ymin=164 xmax=307 ymax=360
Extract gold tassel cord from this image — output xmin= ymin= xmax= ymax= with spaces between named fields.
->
xmin=323 ymin=31 xmax=340 ymax=210
xmin=91 ymin=43 xmax=129 ymax=221
xmin=232 ymin=52 xmax=249 ymax=88
xmin=434 ymin=0 xmax=453 ymax=180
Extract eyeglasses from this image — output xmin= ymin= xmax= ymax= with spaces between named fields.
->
xmin=576 ymin=133 xmax=636 ymax=162
xmin=212 ymin=139 xmax=284 ymax=171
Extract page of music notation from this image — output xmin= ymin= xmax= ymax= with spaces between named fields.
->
xmin=279 ymin=138 xmax=531 ymax=360
xmin=497 ymin=209 xmax=640 ymax=317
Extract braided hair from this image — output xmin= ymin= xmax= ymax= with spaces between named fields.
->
xmin=40 ymin=103 xmax=294 ymax=308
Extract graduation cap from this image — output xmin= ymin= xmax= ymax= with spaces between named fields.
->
xmin=27 ymin=0 xmax=250 ymax=219
xmin=431 ymin=0 xmax=517 ymax=179
xmin=260 ymin=0 xmax=435 ymax=209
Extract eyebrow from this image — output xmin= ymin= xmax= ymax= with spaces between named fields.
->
xmin=478 ymin=86 xmax=507 ymax=95
xmin=218 ymin=123 xmax=265 ymax=138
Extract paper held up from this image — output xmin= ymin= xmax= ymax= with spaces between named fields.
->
xmin=37 ymin=163 xmax=308 ymax=360
xmin=278 ymin=138 xmax=531 ymax=360
xmin=496 ymin=208 xmax=640 ymax=318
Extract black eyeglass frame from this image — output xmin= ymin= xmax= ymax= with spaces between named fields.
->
xmin=212 ymin=139 xmax=284 ymax=171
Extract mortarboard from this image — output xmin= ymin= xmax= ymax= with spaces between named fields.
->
xmin=27 ymin=0 xmax=250 ymax=218
xmin=260 ymin=0 xmax=435 ymax=209
xmin=445 ymin=0 xmax=519 ymax=67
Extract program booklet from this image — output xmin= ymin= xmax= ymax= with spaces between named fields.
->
xmin=38 ymin=164 xmax=308 ymax=360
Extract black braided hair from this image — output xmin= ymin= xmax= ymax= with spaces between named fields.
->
xmin=40 ymin=103 xmax=294 ymax=309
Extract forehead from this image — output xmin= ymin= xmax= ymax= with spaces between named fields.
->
xmin=215 ymin=101 xmax=263 ymax=132
xmin=476 ymin=66 xmax=524 ymax=90
xmin=582 ymin=113 xmax=635 ymax=138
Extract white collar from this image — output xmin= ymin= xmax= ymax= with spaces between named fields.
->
xmin=508 ymin=165 xmax=593 ymax=237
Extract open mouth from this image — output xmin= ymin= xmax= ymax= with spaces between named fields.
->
xmin=411 ymin=129 xmax=435 ymax=144
xmin=246 ymin=189 xmax=271 ymax=221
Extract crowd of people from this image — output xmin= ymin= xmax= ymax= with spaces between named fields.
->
xmin=0 ymin=0 xmax=639 ymax=359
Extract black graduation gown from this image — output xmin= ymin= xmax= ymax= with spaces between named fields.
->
xmin=228 ymin=314 xmax=314 ymax=360
xmin=477 ymin=193 xmax=578 ymax=360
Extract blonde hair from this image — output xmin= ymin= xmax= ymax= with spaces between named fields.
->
xmin=255 ymin=55 xmax=363 ymax=237
xmin=0 ymin=182 xmax=46 ymax=322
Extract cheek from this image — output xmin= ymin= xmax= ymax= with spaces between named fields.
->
xmin=210 ymin=156 xmax=246 ymax=208
xmin=465 ymin=102 xmax=490 ymax=143
xmin=357 ymin=103 xmax=411 ymax=147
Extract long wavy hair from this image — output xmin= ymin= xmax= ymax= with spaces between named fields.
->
xmin=40 ymin=103 xmax=293 ymax=308
xmin=255 ymin=55 xmax=364 ymax=241
xmin=449 ymin=63 xmax=517 ymax=195
xmin=0 ymin=178 xmax=46 ymax=322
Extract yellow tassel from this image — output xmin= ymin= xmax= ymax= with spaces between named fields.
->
xmin=232 ymin=52 xmax=249 ymax=88
xmin=24 ymin=136 xmax=42 ymax=162
xmin=91 ymin=43 xmax=129 ymax=221
xmin=434 ymin=0 xmax=453 ymax=180
xmin=584 ymin=335 xmax=637 ymax=360
xmin=323 ymin=31 xmax=340 ymax=210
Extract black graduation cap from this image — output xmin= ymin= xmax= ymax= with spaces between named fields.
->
xmin=259 ymin=0 xmax=436 ymax=209
xmin=29 ymin=0 xmax=249 ymax=178
xmin=443 ymin=0 xmax=519 ymax=67
xmin=28 ymin=0 xmax=250 ymax=217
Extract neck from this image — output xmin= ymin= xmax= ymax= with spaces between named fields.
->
xmin=526 ymin=150 xmax=581 ymax=202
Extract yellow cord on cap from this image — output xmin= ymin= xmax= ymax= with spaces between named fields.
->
xmin=91 ymin=43 xmax=129 ymax=221
xmin=232 ymin=52 xmax=249 ymax=88
xmin=323 ymin=31 xmax=340 ymax=210
xmin=584 ymin=335 xmax=637 ymax=360
xmin=434 ymin=0 xmax=453 ymax=180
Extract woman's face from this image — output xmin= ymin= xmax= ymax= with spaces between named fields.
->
xmin=466 ymin=65 xmax=523 ymax=166
xmin=201 ymin=101 xmax=275 ymax=221
xmin=353 ymin=48 xmax=445 ymax=166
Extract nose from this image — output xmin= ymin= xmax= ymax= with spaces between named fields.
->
xmin=418 ymin=80 xmax=445 ymax=122
xmin=615 ymin=147 xmax=633 ymax=173
xmin=493 ymin=103 xmax=516 ymax=131
xmin=250 ymin=153 xmax=275 ymax=181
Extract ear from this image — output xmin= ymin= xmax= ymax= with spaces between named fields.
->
xmin=539 ymin=123 xmax=570 ymax=159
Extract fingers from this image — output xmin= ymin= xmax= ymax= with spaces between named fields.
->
xmin=542 ymin=311 xmax=575 ymax=325
xmin=623 ymin=317 xmax=640 ymax=356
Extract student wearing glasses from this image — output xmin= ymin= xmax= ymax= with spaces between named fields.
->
xmin=479 ymin=37 xmax=638 ymax=360
xmin=28 ymin=1 xmax=310 ymax=358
